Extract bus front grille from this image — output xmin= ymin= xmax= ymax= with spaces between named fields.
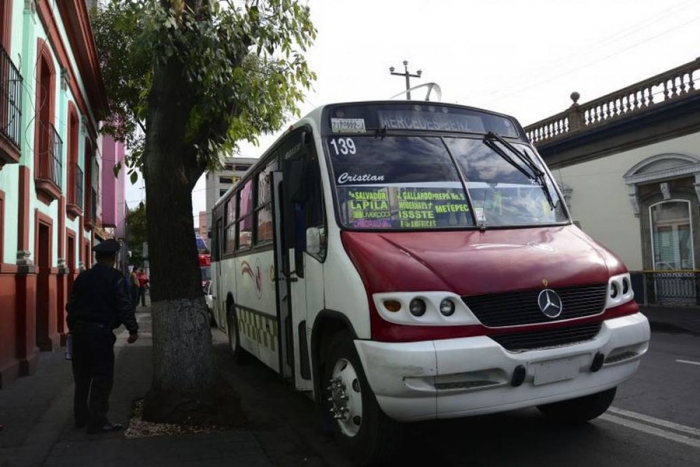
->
xmin=489 ymin=322 xmax=603 ymax=352
xmin=462 ymin=284 xmax=607 ymax=327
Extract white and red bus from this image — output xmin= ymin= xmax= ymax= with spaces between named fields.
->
xmin=210 ymin=101 xmax=650 ymax=465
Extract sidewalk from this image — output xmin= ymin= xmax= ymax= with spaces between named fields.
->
xmin=0 ymin=305 xmax=273 ymax=467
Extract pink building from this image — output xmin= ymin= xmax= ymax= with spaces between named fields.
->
xmin=100 ymin=136 xmax=128 ymax=270
xmin=100 ymin=137 xmax=125 ymax=230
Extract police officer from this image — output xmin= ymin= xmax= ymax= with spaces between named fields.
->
xmin=66 ymin=239 xmax=139 ymax=434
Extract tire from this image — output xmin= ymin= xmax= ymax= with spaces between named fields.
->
xmin=226 ymin=304 xmax=249 ymax=363
xmin=321 ymin=332 xmax=403 ymax=466
xmin=537 ymin=387 xmax=617 ymax=423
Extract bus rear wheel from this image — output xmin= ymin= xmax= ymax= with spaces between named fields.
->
xmin=226 ymin=304 xmax=248 ymax=363
xmin=322 ymin=332 xmax=403 ymax=466
xmin=537 ymin=387 xmax=617 ymax=423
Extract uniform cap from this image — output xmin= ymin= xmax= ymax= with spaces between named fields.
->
xmin=92 ymin=239 xmax=121 ymax=253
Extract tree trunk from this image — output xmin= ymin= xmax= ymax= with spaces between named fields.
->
xmin=141 ymin=53 xmax=219 ymax=423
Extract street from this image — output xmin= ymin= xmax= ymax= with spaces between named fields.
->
xmin=214 ymin=329 xmax=700 ymax=467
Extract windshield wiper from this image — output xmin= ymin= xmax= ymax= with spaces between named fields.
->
xmin=483 ymin=132 xmax=557 ymax=210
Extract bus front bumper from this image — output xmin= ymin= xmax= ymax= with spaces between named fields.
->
xmin=354 ymin=313 xmax=650 ymax=422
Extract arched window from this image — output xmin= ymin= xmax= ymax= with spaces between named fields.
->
xmin=649 ymin=200 xmax=694 ymax=271
xmin=66 ymin=103 xmax=82 ymax=217
xmin=34 ymin=39 xmax=61 ymax=203
xmin=0 ymin=0 xmax=11 ymax=50
xmin=1 ymin=0 xmax=22 ymax=166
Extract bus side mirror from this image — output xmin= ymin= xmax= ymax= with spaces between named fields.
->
xmin=306 ymin=227 xmax=322 ymax=256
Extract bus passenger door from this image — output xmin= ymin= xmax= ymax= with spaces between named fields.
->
xmin=275 ymin=134 xmax=322 ymax=393
xmin=215 ymin=217 xmax=224 ymax=326
xmin=272 ymin=171 xmax=297 ymax=380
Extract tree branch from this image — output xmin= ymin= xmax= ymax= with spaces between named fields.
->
xmin=183 ymin=145 xmax=205 ymax=190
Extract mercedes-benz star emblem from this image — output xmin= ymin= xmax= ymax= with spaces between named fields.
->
xmin=538 ymin=289 xmax=563 ymax=318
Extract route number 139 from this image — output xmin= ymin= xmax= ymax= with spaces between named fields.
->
xmin=330 ymin=138 xmax=356 ymax=155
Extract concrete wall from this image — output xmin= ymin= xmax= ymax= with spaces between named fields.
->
xmin=553 ymin=131 xmax=700 ymax=271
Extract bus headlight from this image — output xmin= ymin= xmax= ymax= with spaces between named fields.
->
xmin=439 ymin=298 xmax=456 ymax=316
xmin=610 ymin=282 xmax=619 ymax=299
xmin=409 ymin=298 xmax=427 ymax=317
xmin=622 ymin=276 xmax=630 ymax=294
xmin=605 ymin=273 xmax=635 ymax=309
xmin=373 ymin=292 xmax=482 ymax=326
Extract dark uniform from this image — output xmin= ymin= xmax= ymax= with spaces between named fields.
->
xmin=66 ymin=239 xmax=138 ymax=434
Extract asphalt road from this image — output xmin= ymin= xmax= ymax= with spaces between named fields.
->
xmin=214 ymin=329 xmax=700 ymax=467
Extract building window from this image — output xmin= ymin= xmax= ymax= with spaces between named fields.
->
xmin=66 ymin=103 xmax=82 ymax=216
xmin=219 ymin=189 xmax=228 ymax=197
xmin=33 ymin=40 xmax=61 ymax=202
xmin=650 ymin=200 xmax=694 ymax=270
xmin=1 ymin=0 xmax=23 ymax=164
xmin=1 ymin=1 xmax=12 ymax=51
xmin=84 ymin=142 xmax=97 ymax=228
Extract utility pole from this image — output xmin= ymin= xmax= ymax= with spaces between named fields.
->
xmin=389 ymin=60 xmax=422 ymax=100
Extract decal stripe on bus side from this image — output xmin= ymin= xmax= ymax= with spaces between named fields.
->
xmin=238 ymin=307 xmax=278 ymax=352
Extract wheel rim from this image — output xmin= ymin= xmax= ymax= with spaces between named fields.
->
xmin=327 ymin=357 xmax=363 ymax=437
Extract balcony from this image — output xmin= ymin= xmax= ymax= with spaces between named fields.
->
xmin=67 ymin=164 xmax=83 ymax=218
xmin=526 ymin=58 xmax=700 ymax=146
xmin=85 ymin=187 xmax=99 ymax=231
xmin=0 ymin=45 xmax=23 ymax=167
xmin=35 ymin=121 xmax=63 ymax=204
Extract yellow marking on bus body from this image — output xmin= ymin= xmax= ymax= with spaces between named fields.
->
xmin=237 ymin=307 xmax=278 ymax=352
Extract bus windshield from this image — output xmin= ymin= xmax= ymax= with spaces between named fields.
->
xmin=327 ymin=135 xmax=569 ymax=229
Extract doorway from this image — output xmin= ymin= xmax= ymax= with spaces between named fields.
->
xmin=36 ymin=221 xmax=52 ymax=350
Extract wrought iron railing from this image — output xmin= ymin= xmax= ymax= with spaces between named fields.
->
xmin=631 ymin=271 xmax=700 ymax=306
xmin=76 ymin=165 xmax=84 ymax=209
xmin=525 ymin=58 xmax=700 ymax=144
xmin=0 ymin=45 xmax=23 ymax=150
xmin=36 ymin=121 xmax=63 ymax=189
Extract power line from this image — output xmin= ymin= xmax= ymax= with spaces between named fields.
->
xmin=521 ymin=0 xmax=697 ymax=78
xmin=478 ymin=7 xmax=700 ymax=106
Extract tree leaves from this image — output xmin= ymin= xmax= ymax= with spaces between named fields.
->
xmin=92 ymin=0 xmax=316 ymax=175
xmin=112 ymin=161 xmax=122 ymax=179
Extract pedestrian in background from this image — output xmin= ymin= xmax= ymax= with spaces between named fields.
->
xmin=66 ymin=239 xmax=139 ymax=434
xmin=136 ymin=267 xmax=150 ymax=307
xmin=129 ymin=267 xmax=140 ymax=309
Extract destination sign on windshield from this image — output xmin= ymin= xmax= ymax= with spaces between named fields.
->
xmin=378 ymin=110 xmax=487 ymax=133
xmin=341 ymin=186 xmax=472 ymax=229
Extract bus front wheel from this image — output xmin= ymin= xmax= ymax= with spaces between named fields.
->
xmin=322 ymin=332 xmax=403 ymax=466
xmin=537 ymin=387 xmax=617 ymax=423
